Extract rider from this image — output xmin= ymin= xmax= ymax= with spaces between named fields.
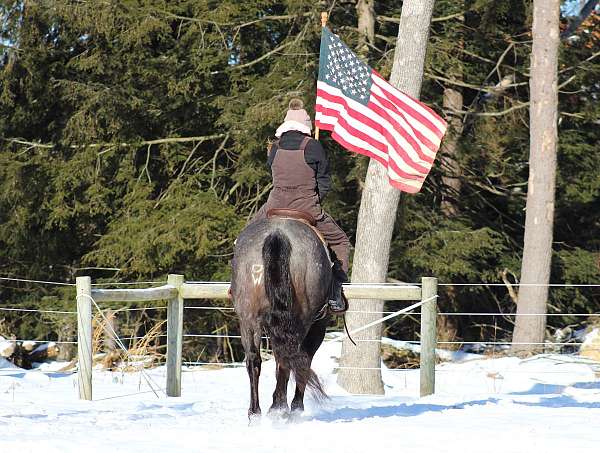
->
xmin=252 ymin=98 xmax=350 ymax=313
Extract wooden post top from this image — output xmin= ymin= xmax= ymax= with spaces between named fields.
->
xmin=321 ymin=12 xmax=328 ymax=27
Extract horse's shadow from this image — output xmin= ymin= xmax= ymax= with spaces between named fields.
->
xmin=308 ymin=397 xmax=500 ymax=423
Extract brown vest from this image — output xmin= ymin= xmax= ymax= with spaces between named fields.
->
xmin=265 ymin=136 xmax=323 ymax=219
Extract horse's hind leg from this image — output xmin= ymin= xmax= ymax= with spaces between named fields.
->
xmin=269 ymin=361 xmax=290 ymax=415
xmin=291 ymin=317 xmax=329 ymax=413
xmin=241 ymin=320 xmax=262 ymax=419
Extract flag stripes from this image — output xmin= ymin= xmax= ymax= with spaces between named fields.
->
xmin=316 ymin=27 xmax=447 ymax=193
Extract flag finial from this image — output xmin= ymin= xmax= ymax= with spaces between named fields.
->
xmin=321 ymin=12 xmax=328 ymax=27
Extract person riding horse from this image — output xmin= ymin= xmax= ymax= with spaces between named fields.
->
xmin=251 ymin=98 xmax=350 ymax=313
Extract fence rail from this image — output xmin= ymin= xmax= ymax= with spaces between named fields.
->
xmin=4 ymin=275 xmax=599 ymax=402
xmin=72 ymin=274 xmax=436 ymax=401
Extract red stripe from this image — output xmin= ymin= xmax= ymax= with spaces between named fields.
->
xmin=316 ymin=89 xmax=429 ymax=173
xmin=374 ymin=73 xmax=445 ymax=126
xmin=372 ymin=76 xmax=445 ymax=140
xmin=371 ymin=90 xmax=437 ymax=154
xmin=317 ymin=89 xmax=387 ymax=136
xmin=316 ymin=108 xmax=427 ymax=182
xmin=368 ymin=97 xmax=434 ymax=167
xmin=330 ymin=129 xmax=423 ymax=193
xmin=388 ymin=178 xmax=422 ymax=194
xmin=372 ymin=73 xmax=447 ymax=132
xmin=328 ymin=129 xmax=421 ymax=182
xmin=316 ymin=104 xmax=388 ymax=155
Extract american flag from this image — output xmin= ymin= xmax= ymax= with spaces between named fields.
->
xmin=315 ymin=27 xmax=448 ymax=193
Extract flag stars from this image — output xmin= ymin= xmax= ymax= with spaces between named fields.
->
xmin=320 ymin=30 xmax=373 ymax=105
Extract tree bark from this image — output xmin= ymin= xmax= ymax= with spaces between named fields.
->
xmin=440 ymin=87 xmax=464 ymax=217
xmin=337 ymin=0 xmax=437 ymax=394
xmin=511 ymin=0 xmax=560 ymax=354
xmin=356 ymin=0 xmax=375 ymax=58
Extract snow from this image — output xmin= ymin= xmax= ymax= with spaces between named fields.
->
xmin=1 ymin=339 xmax=599 ymax=453
xmin=582 ymin=327 xmax=599 ymax=348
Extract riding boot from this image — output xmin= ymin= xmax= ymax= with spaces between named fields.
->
xmin=328 ymin=261 xmax=348 ymax=314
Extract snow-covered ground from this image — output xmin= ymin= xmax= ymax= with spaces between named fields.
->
xmin=1 ymin=339 xmax=599 ymax=453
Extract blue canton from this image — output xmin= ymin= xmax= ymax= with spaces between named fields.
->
xmin=318 ymin=27 xmax=373 ymax=106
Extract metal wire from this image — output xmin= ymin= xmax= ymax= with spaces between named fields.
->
xmin=437 ymin=341 xmax=586 ymax=346
xmin=4 ymin=275 xmax=600 ymax=288
xmin=184 ymin=333 xmax=252 ymax=339
xmin=2 ymin=339 xmax=78 ymax=344
xmin=0 ymin=369 xmax=77 ymax=376
xmin=0 ymin=307 xmax=76 ymax=314
xmin=177 ymin=362 xmax=600 ymax=373
xmin=93 ymin=388 xmax=168 ymax=401
xmin=183 ymin=361 xmax=245 ymax=368
xmin=0 ymin=276 xmax=75 ymax=286
xmin=437 ymin=283 xmax=600 ymax=287
xmin=1 ymin=304 xmax=598 ymax=318
xmin=77 ymin=293 xmax=165 ymax=398
xmin=91 ymin=281 xmax=166 ymax=286
xmin=99 ymin=306 xmax=167 ymax=312
xmin=437 ymin=312 xmax=600 ymax=317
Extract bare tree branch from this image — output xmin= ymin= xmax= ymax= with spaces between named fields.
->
xmin=1 ymin=134 xmax=228 ymax=150
xmin=215 ymin=21 xmax=311 ymax=73
xmin=447 ymin=102 xmax=529 ymax=117
xmin=426 ymin=72 xmax=526 ymax=92
xmin=377 ymin=12 xmax=464 ymax=24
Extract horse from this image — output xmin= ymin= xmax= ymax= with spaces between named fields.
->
xmin=231 ymin=214 xmax=332 ymax=419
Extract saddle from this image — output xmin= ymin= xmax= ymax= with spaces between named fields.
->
xmin=266 ymin=209 xmax=332 ymax=265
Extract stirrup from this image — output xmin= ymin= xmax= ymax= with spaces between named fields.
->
xmin=328 ymin=291 xmax=348 ymax=315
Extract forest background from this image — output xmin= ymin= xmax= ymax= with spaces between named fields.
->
xmin=0 ymin=0 xmax=598 ymax=364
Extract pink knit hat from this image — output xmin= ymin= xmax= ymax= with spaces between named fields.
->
xmin=283 ymin=98 xmax=312 ymax=131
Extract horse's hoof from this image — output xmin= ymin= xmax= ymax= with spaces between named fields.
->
xmin=287 ymin=410 xmax=304 ymax=424
xmin=290 ymin=403 xmax=304 ymax=413
xmin=248 ymin=413 xmax=262 ymax=427
xmin=268 ymin=406 xmax=290 ymax=420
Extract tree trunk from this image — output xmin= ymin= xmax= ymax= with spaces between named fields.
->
xmin=356 ymin=0 xmax=375 ymax=58
xmin=511 ymin=0 xmax=560 ymax=354
xmin=337 ymin=0 xmax=437 ymax=394
xmin=440 ymin=87 xmax=464 ymax=217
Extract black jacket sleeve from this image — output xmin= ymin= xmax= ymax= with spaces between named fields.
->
xmin=267 ymin=141 xmax=278 ymax=168
xmin=304 ymin=139 xmax=331 ymax=201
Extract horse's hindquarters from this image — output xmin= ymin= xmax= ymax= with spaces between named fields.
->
xmin=231 ymin=218 xmax=332 ymax=417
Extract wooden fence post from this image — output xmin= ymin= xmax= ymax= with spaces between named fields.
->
xmin=167 ymin=274 xmax=184 ymax=397
xmin=420 ymin=276 xmax=438 ymax=397
xmin=76 ymin=276 xmax=93 ymax=401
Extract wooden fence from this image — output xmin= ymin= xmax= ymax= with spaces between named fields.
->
xmin=75 ymin=275 xmax=438 ymax=401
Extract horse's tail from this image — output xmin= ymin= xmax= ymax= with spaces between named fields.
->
xmin=262 ymin=229 xmax=326 ymax=400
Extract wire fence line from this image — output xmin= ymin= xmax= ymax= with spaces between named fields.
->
xmin=91 ymin=281 xmax=166 ymax=287
xmin=0 ymin=276 xmax=75 ymax=286
xmin=3 ymin=275 xmax=600 ymax=288
xmin=2 ymin=304 xmax=599 ymax=319
xmin=0 ymin=276 xmax=167 ymax=287
xmin=182 ymin=305 xmax=600 ymax=317
xmin=179 ymin=362 xmax=600 ymax=374
xmin=1 ymin=339 xmax=78 ymax=344
xmin=0 ymin=307 xmax=77 ymax=314
xmin=1 ymin=276 xmax=598 ymax=385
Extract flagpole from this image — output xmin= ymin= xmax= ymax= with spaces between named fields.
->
xmin=315 ymin=12 xmax=328 ymax=141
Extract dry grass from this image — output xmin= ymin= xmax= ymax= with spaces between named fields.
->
xmin=91 ymin=310 xmax=166 ymax=372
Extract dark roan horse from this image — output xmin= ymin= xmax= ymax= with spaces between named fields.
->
xmin=231 ymin=216 xmax=332 ymax=419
